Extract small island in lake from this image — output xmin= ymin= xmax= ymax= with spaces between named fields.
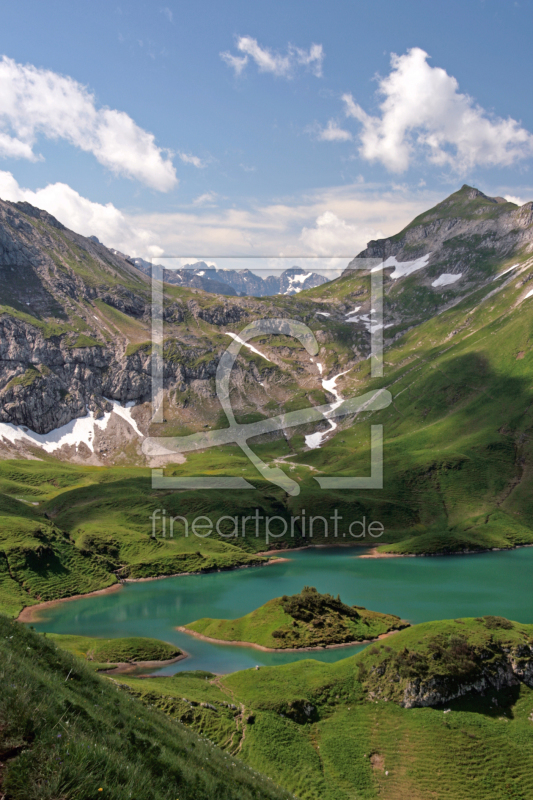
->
xmin=179 ymin=586 xmax=409 ymax=650
xmin=48 ymin=633 xmax=185 ymax=673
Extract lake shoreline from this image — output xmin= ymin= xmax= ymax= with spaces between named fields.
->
xmin=98 ymin=652 xmax=188 ymax=675
xmin=359 ymin=543 xmax=533 ymax=559
xmin=175 ymin=625 xmax=403 ymax=653
xmin=16 ymin=556 xmax=288 ymax=623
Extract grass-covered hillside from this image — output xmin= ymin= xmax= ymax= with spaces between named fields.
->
xmin=183 ymin=586 xmax=408 ymax=649
xmin=0 ymin=616 xmax=294 ymax=800
xmin=119 ymin=618 xmax=533 ymax=800
xmin=0 ymin=459 xmax=288 ymax=617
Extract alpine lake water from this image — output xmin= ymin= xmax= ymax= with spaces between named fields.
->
xmin=30 ymin=546 xmax=533 ymax=675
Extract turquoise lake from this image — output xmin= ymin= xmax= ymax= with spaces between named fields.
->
xmin=31 ymin=546 xmax=533 ymax=675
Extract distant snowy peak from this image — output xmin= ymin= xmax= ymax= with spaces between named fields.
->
xmin=130 ymin=260 xmax=328 ymax=297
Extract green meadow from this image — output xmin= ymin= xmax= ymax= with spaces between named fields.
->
xmin=118 ymin=617 xmax=533 ymax=800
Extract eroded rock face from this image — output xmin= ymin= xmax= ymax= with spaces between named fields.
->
xmin=364 ymin=632 xmax=533 ymax=709
xmin=399 ymin=644 xmax=533 ymax=707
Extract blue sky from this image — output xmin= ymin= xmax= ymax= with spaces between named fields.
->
xmin=0 ymin=0 xmax=532 ymax=265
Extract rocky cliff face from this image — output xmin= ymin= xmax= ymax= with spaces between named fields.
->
xmin=0 ymin=198 xmax=356 ymax=461
xmin=399 ymin=641 xmax=533 ymax=708
xmin=352 ymin=186 xmax=533 ymax=268
xmin=359 ymin=617 xmax=533 ymax=709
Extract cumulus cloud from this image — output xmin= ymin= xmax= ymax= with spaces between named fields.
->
xmin=221 ymin=36 xmax=324 ymax=78
xmin=300 ymin=211 xmax=382 ymax=256
xmin=504 ymin=194 xmax=526 ymax=206
xmin=342 ymin=48 xmax=533 ymax=173
xmin=0 ymin=56 xmax=177 ymax=191
xmin=0 ymin=169 xmax=433 ymax=267
xmin=0 ymin=171 xmax=162 ymax=256
xmin=315 ymin=120 xmax=352 ymax=142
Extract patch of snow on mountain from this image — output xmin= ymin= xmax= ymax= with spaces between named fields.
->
xmin=305 ymin=368 xmax=350 ymax=449
xmin=290 ymin=272 xmax=312 ymax=284
xmin=225 ymin=332 xmax=271 ymax=361
xmin=432 ymin=273 xmax=462 ymax=288
xmin=316 ymin=311 xmax=330 ymax=317
xmin=371 ymin=253 xmax=431 ymax=279
xmin=493 ymin=263 xmax=520 ymax=281
xmin=0 ymin=409 xmax=109 ymax=453
xmin=524 ymin=288 xmax=533 ymax=300
xmin=0 ymin=401 xmax=143 ymax=454
xmin=105 ymin=399 xmax=142 ymax=437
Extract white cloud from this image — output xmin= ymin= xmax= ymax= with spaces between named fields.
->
xmin=342 ymin=47 xmax=533 ymax=173
xmin=220 ymin=52 xmax=249 ymax=76
xmin=300 ymin=211 xmax=382 ymax=256
xmin=504 ymin=194 xmax=526 ymax=206
xmin=0 ymin=56 xmax=177 ymax=191
xmin=0 ymin=170 xmax=162 ymax=256
xmin=221 ymin=36 xmax=324 ymax=79
xmin=178 ymin=151 xmax=208 ymax=168
xmin=0 ymin=170 xmax=434 ymax=266
xmin=192 ymin=191 xmax=218 ymax=206
xmin=160 ymin=7 xmax=173 ymax=22
xmin=316 ymin=120 xmax=352 ymax=142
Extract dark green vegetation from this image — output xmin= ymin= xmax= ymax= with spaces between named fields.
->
xmin=0 ymin=616 xmax=293 ymax=800
xmin=118 ymin=618 xmax=533 ymax=800
xmin=49 ymin=633 xmax=181 ymax=669
xmin=183 ymin=586 xmax=408 ymax=649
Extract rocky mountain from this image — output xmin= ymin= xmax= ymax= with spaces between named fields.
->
xmin=130 ymin=259 xmax=329 ymax=296
xmin=1 ymin=184 xmax=533 ymax=472
xmin=340 ymin=185 xmax=533 ymax=335
xmin=0 ymin=198 xmax=349 ymax=463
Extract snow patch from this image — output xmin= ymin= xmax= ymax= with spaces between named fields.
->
xmin=494 ymin=263 xmax=520 ymax=281
xmin=432 ymin=273 xmax=462 ymax=288
xmin=0 ymin=400 xmax=142 ymax=454
xmin=316 ymin=311 xmax=330 ymax=317
xmin=104 ymin=398 xmax=143 ymax=437
xmin=289 ymin=272 xmax=312 ymax=284
xmin=371 ymin=253 xmax=431 ymax=280
xmin=225 ymin=332 xmax=271 ymax=361
xmin=305 ymin=369 xmax=350 ymax=449
xmin=524 ymin=288 xmax=533 ymax=300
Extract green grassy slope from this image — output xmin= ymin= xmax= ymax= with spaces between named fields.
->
xmin=119 ymin=618 xmax=533 ymax=800
xmin=286 ymin=253 xmax=533 ymax=554
xmin=0 ymin=616 xmax=293 ymax=800
xmin=0 ymin=459 xmax=284 ymax=617
xmin=184 ymin=587 xmax=408 ymax=649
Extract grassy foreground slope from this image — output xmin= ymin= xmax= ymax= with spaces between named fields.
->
xmin=183 ymin=586 xmax=408 ymax=649
xmin=120 ymin=618 xmax=533 ymax=800
xmin=0 ymin=616 xmax=293 ymax=800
